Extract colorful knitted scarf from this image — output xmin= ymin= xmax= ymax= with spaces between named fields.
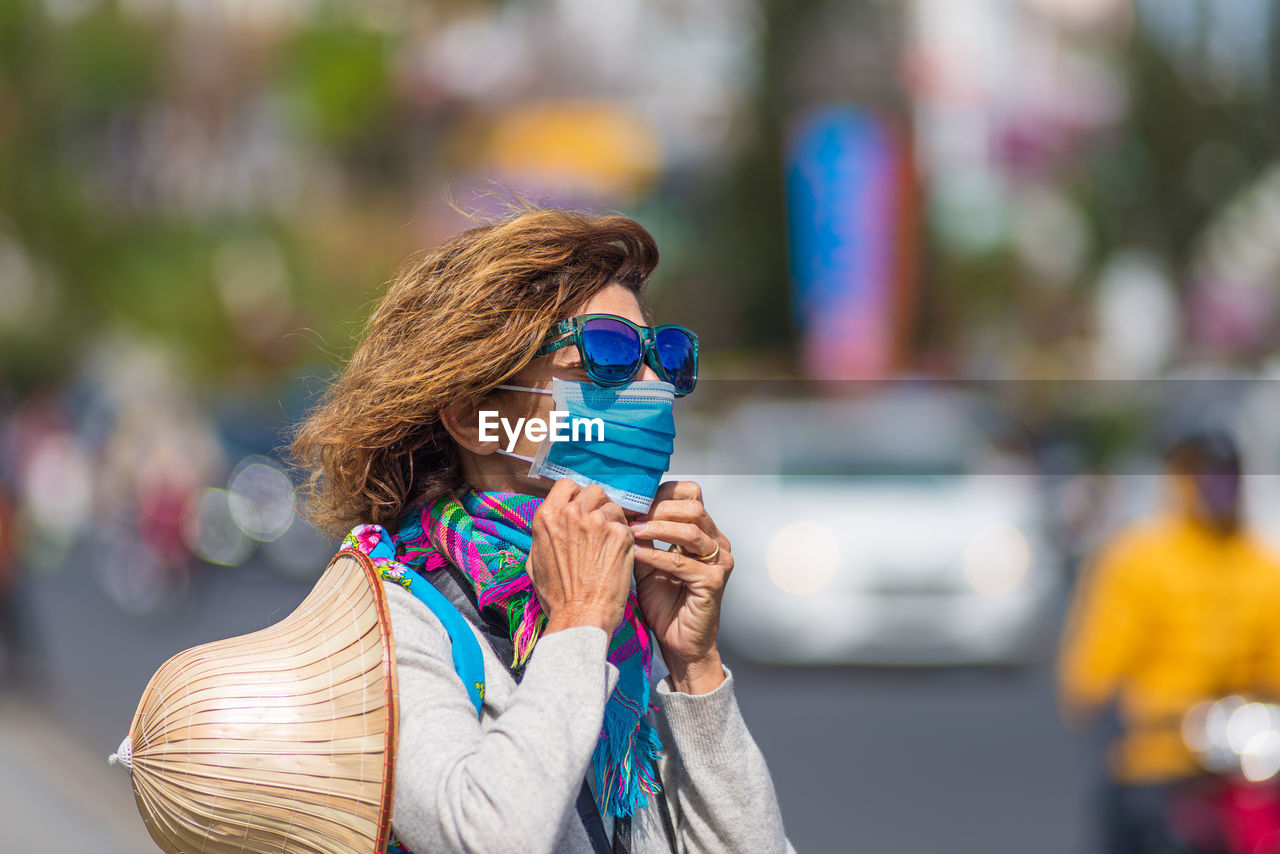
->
xmin=355 ymin=488 xmax=663 ymax=820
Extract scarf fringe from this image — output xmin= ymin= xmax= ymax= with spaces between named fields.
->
xmin=391 ymin=491 xmax=665 ymax=818
xmin=422 ymin=550 xmax=448 ymax=573
xmin=511 ymin=605 xmax=544 ymax=667
xmin=594 ymin=696 xmax=664 ymax=818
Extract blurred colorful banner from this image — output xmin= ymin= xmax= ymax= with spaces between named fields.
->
xmin=785 ymin=107 xmax=916 ymax=381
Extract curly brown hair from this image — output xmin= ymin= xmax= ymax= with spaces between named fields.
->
xmin=290 ymin=209 xmax=659 ymax=536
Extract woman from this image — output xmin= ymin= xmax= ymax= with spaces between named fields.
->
xmin=292 ymin=209 xmax=794 ymax=854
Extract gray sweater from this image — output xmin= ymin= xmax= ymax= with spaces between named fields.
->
xmin=383 ymin=580 xmax=795 ymax=854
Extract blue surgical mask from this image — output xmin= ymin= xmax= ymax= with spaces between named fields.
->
xmin=494 ymin=379 xmax=677 ymax=513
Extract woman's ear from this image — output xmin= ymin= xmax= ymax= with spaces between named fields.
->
xmin=440 ymin=397 xmax=499 ymax=456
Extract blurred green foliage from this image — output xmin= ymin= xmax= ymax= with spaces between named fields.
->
xmin=281 ymin=24 xmax=392 ymax=146
xmin=0 ymin=2 xmax=408 ymax=390
xmin=3 ymin=0 xmax=1277 ymax=408
xmin=1077 ymin=24 xmax=1275 ymax=273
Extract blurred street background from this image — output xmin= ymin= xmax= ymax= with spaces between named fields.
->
xmin=5 ymin=0 xmax=1280 ymax=851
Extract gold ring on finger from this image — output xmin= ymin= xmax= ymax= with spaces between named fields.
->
xmin=667 ymin=542 xmax=719 ymax=562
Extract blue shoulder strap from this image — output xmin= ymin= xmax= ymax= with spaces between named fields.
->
xmin=363 ymin=532 xmax=623 ymax=854
xmin=367 ymin=536 xmax=485 ymax=718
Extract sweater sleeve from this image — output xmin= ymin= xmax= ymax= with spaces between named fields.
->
xmin=648 ymin=666 xmax=795 ymax=854
xmin=385 ymin=584 xmax=620 ymax=854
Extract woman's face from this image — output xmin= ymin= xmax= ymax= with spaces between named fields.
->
xmin=460 ymin=281 xmax=661 ymax=497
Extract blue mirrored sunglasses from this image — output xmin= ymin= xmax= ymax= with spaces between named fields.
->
xmin=536 ymin=313 xmax=699 ymax=396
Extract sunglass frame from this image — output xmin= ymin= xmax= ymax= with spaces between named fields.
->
xmin=535 ymin=313 xmax=700 ymax=396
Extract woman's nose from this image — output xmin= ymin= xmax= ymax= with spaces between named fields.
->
xmin=637 ymin=359 xmax=662 ymax=382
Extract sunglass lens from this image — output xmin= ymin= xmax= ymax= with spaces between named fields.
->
xmin=654 ymin=327 xmax=697 ymax=394
xmin=580 ymin=317 xmax=643 ymax=384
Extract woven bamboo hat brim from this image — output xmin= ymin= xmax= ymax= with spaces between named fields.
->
xmin=114 ymin=549 xmax=398 ymax=854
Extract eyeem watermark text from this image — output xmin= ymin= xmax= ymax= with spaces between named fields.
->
xmin=479 ymin=410 xmax=604 ymax=452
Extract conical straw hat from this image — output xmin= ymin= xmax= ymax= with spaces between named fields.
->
xmin=112 ymin=549 xmax=398 ymax=854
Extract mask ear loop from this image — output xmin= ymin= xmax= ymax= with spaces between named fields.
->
xmin=491 ymin=382 xmax=555 ymax=471
xmin=494 ymin=383 xmax=553 ymax=396
xmin=494 ymin=448 xmax=537 ymax=464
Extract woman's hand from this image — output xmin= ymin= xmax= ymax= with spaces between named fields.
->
xmin=630 ymin=481 xmax=733 ymax=694
xmin=528 ymin=480 xmax=635 ymax=635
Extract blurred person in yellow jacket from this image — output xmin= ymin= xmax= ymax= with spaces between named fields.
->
xmin=1059 ymin=429 xmax=1280 ymax=853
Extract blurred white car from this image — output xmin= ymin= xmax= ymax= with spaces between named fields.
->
xmin=685 ymin=390 xmax=1062 ymax=666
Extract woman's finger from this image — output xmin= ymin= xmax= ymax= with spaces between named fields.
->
xmin=571 ymin=484 xmax=611 ymax=512
xmin=634 ymin=544 xmax=725 ymax=585
xmin=596 ymin=499 xmax=628 ymax=525
xmin=650 ymin=480 xmax=703 ymax=505
xmin=633 ymin=561 xmax=686 ymax=594
xmin=639 ymin=499 xmax=711 ymax=526
xmin=634 ymin=501 xmax=721 ymax=543
xmin=540 ymin=478 xmax=581 ymax=512
xmin=641 ymin=493 xmax=722 ymax=539
xmin=630 ymin=519 xmax=717 ymax=558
